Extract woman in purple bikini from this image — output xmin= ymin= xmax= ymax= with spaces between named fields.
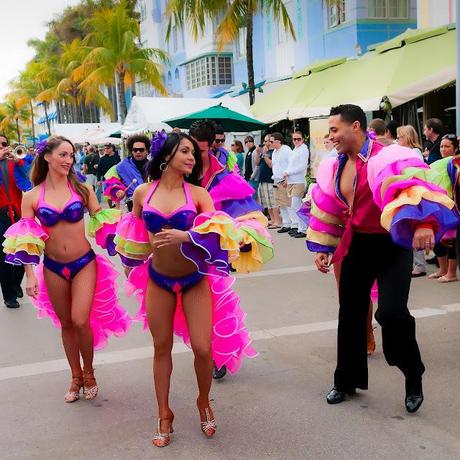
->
xmin=3 ymin=136 xmax=129 ymax=403
xmin=115 ymin=132 xmax=261 ymax=447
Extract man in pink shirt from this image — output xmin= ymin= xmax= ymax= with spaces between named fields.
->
xmin=307 ymin=105 xmax=459 ymax=413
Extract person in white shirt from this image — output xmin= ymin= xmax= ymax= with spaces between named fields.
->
xmin=283 ymin=131 xmax=309 ymax=238
xmin=270 ymin=132 xmax=292 ymax=233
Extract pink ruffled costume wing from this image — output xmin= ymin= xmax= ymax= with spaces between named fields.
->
xmin=3 ymin=215 xmax=130 ymax=350
xmin=367 ymin=144 xmax=459 ymax=248
xmin=123 ymin=211 xmax=258 ymax=374
xmin=306 ymin=158 xmax=346 ymax=253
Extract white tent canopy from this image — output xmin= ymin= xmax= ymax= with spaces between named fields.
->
xmin=122 ymin=96 xmax=254 ymax=135
xmin=53 ymin=123 xmax=122 ymax=144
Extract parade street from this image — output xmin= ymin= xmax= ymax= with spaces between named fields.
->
xmin=1 ymin=230 xmax=460 ymax=460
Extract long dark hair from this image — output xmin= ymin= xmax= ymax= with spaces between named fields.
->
xmin=147 ymin=133 xmax=203 ymax=185
xmin=30 ymin=136 xmax=90 ymax=205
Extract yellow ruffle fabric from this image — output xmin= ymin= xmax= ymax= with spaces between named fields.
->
xmin=381 ymin=185 xmax=455 ymax=230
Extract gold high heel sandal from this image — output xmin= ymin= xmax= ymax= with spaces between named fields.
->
xmin=152 ymin=415 xmax=174 ymax=448
xmin=64 ymin=376 xmax=83 ymax=403
xmin=198 ymin=403 xmax=216 ymax=437
xmin=83 ymin=369 xmax=98 ymax=400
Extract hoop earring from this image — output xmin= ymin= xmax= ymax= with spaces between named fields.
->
xmin=160 ymin=162 xmax=168 ymax=171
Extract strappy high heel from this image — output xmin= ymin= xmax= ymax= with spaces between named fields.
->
xmin=152 ymin=414 xmax=174 ymax=448
xmin=64 ymin=376 xmax=83 ymax=403
xmin=198 ymin=401 xmax=216 ymax=437
xmin=83 ymin=369 xmax=98 ymax=400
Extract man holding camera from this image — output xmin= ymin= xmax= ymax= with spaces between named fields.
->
xmin=0 ymin=134 xmax=33 ymax=308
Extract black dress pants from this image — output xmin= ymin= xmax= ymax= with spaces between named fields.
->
xmin=334 ymin=233 xmax=425 ymax=390
xmin=0 ymin=210 xmax=24 ymax=303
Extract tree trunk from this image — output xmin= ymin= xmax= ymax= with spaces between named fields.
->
xmin=246 ymin=11 xmax=255 ymax=106
xmin=15 ymin=118 xmax=21 ymax=144
xmin=29 ymin=100 xmax=36 ymax=146
xmin=117 ymin=71 xmax=128 ymax=123
xmin=43 ymin=102 xmax=51 ymax=136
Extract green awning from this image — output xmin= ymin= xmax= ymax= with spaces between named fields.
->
xmin=251 ymin=26 xmax=456 ymax=122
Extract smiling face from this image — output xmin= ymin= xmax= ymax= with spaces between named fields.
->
xmin=131 ymin=141 xmax=148 ymax=161
xmin=328 ymin=114 xmax=362 ymax=154
xmin=45 ymin=141 xmax=75 ymax=176
xmin=167 ymin=138 xmax=196 ymax=176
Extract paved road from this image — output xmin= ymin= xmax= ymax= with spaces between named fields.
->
xmin=1 ymin=230 xmax=460 ymax=460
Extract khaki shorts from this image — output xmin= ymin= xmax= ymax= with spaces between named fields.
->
xmin=287 ymin=183 xmax=306 ymax=199
xmin=274 ymin=183 xmax=291 ymax=207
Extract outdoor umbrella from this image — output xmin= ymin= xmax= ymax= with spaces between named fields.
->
xmin=163 ymin=103 xmax=267 ymax=132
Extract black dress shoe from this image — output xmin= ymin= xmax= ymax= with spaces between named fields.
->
xmin=213 ymin=363 xmax=227 ymax=380
xmin=16 ymin=286 xmax=24 ymax=299
xmin=405 ymin=378 xmax=424 ymax=413
xmin=277 ymin=227 xmax=291 ymax=234
xmin=294 ymin=232 xmax=307 ymax=238
xmin=288 ymin=229 xmax=298 ymax=235
xmin=326 ymin=387 xmax=356 ymax=404
xmin=5 ymin=299 xmax=20 ymax=309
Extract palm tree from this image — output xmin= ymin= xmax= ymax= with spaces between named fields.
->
xmin=76 ymin=0 xmax=168 ymax=122
xmin=166 ymin=0 xmax=296 ymax=105
xmin=11 ymin=61 xmax=44 ymax=145
xmin=0 ymin=95 xmax=31 ymax=143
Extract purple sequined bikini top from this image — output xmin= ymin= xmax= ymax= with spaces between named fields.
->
xmin=35 ymin=181 xmax=84 ymax=227
xmin=142 ymin=181 xmax=197 ymax=234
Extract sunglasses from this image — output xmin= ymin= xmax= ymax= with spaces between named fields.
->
xmin=132 ymin=148 xmax=146 ymax=153
xmin=215 ymin=139 xmax=225 ymax=144
xmin=1 ymin=141 xmax=8 ymax=147
xmin=292 ymin=137 xmax=302 ymax=141
xmin=230 ymin=143 xmax=235 ymax=147
xmin=244 ymin=140 xmax=253 ymax=144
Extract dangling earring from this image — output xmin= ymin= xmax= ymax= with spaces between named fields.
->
xmin=160 ymin=162 xmax=168 ymax=171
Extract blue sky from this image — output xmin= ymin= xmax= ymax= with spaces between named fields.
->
xmin=0 ymin=0 xmax=81 ymax=98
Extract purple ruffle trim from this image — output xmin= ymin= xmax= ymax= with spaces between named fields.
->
xmin=220 ymin=196 xmax=261 ymax=219
xmin=297 ymin=203 xmax=311 ymax=226
xmin=181 ymin=231 xmax=230 ymax=276
xmin=6 ymin=251 xmax=40 ymax=265
xmin=390 ymin=199 xmax=460 ymax=249
xmin=306 ymin=241 xmax=336 ymax=254
xmin=106 ymin=235 xmax=117 ymax=257
xmin=119 ymin=254 xmax=145 ymax=268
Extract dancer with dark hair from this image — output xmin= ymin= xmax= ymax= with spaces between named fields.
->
xmin=307 ymin=104 xmax=458 ymax=412
xmin=189 ymin=120 xmax=274 ymax=379
xmin=104 ymin=134 xmax=151 ymax=211
xmin=3 ymin=136 xmax=130 ymax=403
xmin=115 ymin=131 xmax=267 ymax=447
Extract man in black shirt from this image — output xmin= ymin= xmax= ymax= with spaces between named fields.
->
xmin=97 ymin=143 xmax=121 ymax=207
xmin=97 ymin=143 xmax=121 ymax=181
xmin=82 ymin=145 xmax=99 ymax=189
xmin=423 ymin=118 xmax=443 ymax=164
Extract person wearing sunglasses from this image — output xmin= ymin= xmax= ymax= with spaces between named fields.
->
xmin=103 ymin=135 xmax=151 ymax=212
xmin=0 ymin=134 xmax=33 ymax=308
xmin=282 ymin=131 xmax=309 ymax=238
xmin=230 ymin=140 xmax=245 ymax=176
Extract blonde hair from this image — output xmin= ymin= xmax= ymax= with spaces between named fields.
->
xmin=397 ymin=125 xmax=422 ymax=150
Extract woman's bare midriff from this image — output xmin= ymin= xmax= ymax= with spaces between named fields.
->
xmin=43 ymin=220 xmax=92 ymax=262
xmin=149 ymin=233 xmax=197 ymax=278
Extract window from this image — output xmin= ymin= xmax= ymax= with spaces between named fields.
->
xmin=368 ymin=0 xmax=408 ymax=18
xmin=328 ymin=0 xmax=347 ymax=28
xmin=175 ymin=68 xmax=179 ymax=80
xmin=185 ymin=56 xmax=233 ymax=90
